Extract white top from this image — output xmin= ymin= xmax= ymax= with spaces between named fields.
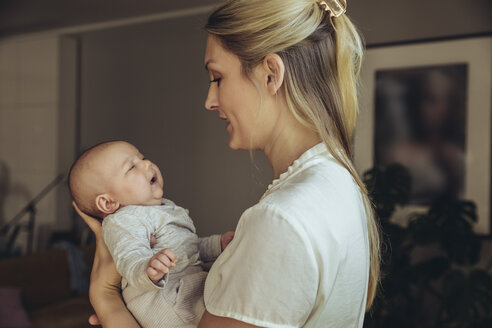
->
xmin=204 ymin=143 xmax=369 ymax=328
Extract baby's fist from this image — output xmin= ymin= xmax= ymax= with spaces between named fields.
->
xmin=147 ymin=248 xmax=177 ymax=283
xmin=221 ymin=230 xmax=235 ymax=251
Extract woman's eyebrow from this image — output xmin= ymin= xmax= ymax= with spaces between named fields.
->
xmin=204 ymin=60 xmax=216 ymax=71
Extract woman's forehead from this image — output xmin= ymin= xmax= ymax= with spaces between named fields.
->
xmin=204 ymin=35 xmax=238 ymax=70
xmin=204 ymin=36 xmax=221 ymax=68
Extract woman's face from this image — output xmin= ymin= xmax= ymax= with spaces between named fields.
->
xmin=204 ymin=35 xmax=265 ymax=150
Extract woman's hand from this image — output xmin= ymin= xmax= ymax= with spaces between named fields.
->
xmin=73 ymin=202 xmax=121 ymax=296
xmin=73 ymin=202 xmax=140 ymax=328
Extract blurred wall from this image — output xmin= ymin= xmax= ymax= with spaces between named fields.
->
xmin=0 ymin=0 xmax=491 ymax=248
xmin=78 ymin=14 xmax=271 ymax=236
xmin=76 ymin=0 xmax=492 ymax=237
xmin=351 ymin=0 xmax=492 ymax=46
xmin=0 ymin=38 xmax=61 ymax=251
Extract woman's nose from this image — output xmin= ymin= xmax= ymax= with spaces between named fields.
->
xmin=205 ymin=85 xmax=218 ymax=111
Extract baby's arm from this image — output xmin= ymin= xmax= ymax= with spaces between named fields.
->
xmin=102 ymin=213 xmax=169 ymax=291
xmin=198 ymin=231 xmax=235 ymax=262
xmin=146 ymin=248 xmax=177 ymax=283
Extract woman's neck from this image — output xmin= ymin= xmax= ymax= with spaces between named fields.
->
xmin=264 ymin=123 xmax=321 ymax=179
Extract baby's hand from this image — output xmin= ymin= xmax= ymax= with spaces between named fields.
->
xmin=221 ymin=230 xmax=235 ymax=251
xmin=147 ymin=248 xmax=177 ymax=283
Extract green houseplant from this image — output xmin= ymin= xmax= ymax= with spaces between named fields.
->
xmin=363 ymin=164 xmax=492 ymax=328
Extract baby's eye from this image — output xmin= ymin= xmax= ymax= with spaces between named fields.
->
xmin=128 ymin=165 xmax=135 ymax=171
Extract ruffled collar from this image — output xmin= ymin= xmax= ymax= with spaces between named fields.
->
xmin=263 ymin=142 xmax=329 ymax=197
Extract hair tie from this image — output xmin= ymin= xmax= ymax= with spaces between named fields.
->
xmin=318 ymin=0 xmax=347 ymax=18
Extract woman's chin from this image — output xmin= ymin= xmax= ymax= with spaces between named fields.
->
xmin=228 ymin=139 xmax=246 ymax=150
xmin=228 ymin=141 xmax=239 ymax=150
xmin=228 ymin=136 xmax=256 ymax=151
xmin=228 ymin=136 xmax=238 ymax=150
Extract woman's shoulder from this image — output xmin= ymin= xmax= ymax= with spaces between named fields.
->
xmin=204 ymin=201 xmax=320 ymax=327
xmin=237 ymin=202 xmax=306 ymax=240
xmin=260 ymin=153 xmax=363 ymax=218
xmin=246 ymin=151 xmax=367 ymax=250
xmin=263 ymin=146 xmax=358 ymax=200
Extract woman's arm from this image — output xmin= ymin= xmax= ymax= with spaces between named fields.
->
xmin=199 ymin=205 xmax=317 ymax=327
xmin=198 ymin=310 xmax=259 ymax=328
xmin=73 ymin=202 xmax=140 ymax=328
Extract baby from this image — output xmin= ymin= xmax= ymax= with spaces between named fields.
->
xmin=68 ymin=141 xmax=234 ymax=328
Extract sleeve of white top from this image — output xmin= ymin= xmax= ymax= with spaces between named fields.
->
xmin=204 ymin=205 xmax=318 ymax=328
xmin=198 ymin=234 xmax=222 ymax=262
xmin=102 ymin=212 xmax=168 ymax=291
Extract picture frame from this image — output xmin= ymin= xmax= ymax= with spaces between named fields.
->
xmin=354 ymin=36 xmax=492 ymax=234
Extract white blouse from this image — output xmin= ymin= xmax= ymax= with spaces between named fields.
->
xmin=204 ymin=143 xmax=369 ymax=328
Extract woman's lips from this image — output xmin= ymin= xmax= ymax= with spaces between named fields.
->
xmin=220 ymin=117 xmax=230 ymax=129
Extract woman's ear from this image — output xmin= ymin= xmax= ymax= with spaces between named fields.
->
xmin=95 ymin=194 xmax=120 ymax=215
xmin=263 ymin=53 xmax=285 ymax=95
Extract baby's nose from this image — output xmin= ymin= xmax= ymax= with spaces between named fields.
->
xmin=138 ymin=159 xmax=152 ymax=170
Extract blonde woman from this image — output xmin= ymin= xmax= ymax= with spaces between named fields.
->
xmin=76 ymin=0 xmax=380 ymax=327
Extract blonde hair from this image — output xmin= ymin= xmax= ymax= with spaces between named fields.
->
xmin=206 ymin=0 xmax=380 ymax=310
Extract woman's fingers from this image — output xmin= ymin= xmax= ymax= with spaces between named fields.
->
xmin=72 ymin=201 xmax=122 ymax=314
xmin=72 ymin=201 xmax=111 ymax=259
xmin=72 ymin=201 xmax=102 ymax=236
xmin=88 ymin=314 xmax=101 ymax=326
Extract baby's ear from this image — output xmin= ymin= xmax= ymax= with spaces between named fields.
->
xmin=95 ymin=194 xmax=120 ymax=215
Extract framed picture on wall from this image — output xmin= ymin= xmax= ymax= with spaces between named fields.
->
xmin=354 ymin=36 xmax=492 ymax=234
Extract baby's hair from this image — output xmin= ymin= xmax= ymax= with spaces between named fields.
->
xmin=68 ymin=141 xmax=120 ymax=218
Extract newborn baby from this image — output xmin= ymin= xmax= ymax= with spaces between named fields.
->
xmin=68 ymin=140 xmax=234 ymax=327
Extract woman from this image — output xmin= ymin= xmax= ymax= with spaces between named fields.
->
xmin=76 ymin=0 xmax=380 ymax=326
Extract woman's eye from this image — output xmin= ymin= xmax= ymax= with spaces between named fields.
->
xmin=210 ymin=77 xmax=221 ymax=86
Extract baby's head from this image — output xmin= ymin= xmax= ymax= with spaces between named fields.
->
xmin=69 ymin=141 xmax=164 ymax=218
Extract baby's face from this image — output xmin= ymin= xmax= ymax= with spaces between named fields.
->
xmin=96 ymin=142 xmax=164 ymax=207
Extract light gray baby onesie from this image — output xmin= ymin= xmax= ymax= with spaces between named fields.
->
xmin=102 ymin=199 xmax=222 ymax=328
